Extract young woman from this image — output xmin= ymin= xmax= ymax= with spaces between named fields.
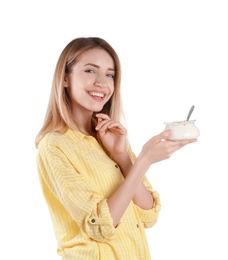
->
xmin=35 ymin=37 xmax=196 ymax=259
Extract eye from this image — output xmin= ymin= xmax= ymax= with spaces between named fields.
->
xmin=85 ymin=69 xmax=95 ymax=73
xmin=107 ymin=73 xmax=115 ymax=79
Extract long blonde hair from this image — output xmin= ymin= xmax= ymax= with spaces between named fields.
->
xmin=35 ymin=37 xmax=123 ymax=148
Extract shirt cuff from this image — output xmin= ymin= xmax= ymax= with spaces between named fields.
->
xmin=135 ymin=191 xmax=161 ymax=228
xmin=87 ymin=199 xmax=117 ymax=242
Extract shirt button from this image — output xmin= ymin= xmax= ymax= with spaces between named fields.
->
xmin=136 ymin=224 xmax=139 ymax=228
xmin=91 ymin=219 xmax=96 ymax=223
xmin=115 ymin=164 xmax=119 ymax=168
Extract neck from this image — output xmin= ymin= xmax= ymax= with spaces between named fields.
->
xmin=73 ymin=111 xmax=97 ymax=137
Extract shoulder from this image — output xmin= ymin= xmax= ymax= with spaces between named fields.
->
xmin=38 ymin=132 xmax=63 ymax=150
xmin=37 ymin=129 xmax=82 ymax=153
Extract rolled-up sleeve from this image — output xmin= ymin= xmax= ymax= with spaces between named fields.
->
xmin=63 ymin=186 xmax=117 ymax=242
xmin=135 ymin=189 xmax=161 ymax=228
xmin=37 ymin=141 xmax=117 ymax=242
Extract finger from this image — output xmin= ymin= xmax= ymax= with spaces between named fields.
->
xmin=97 ymin=117 xmax=102 ymax=125
xmin=96 ymin=113 xmax=110 ymax=120
xmin=107 ymin=122 xmax=126 ymax=134
xmin=152 ymin=130 xmax=173 ymax=143
xmin=96 ymin=120 xmax=114 ymax=133
xmin=95 ymin=114 xmax=111 ymax=130
xmin=100 ymin=121 xmax=124 ymax=134
xmin=166 ymin=139 xmax=198 ymax=154
xmin=95 ymin=119 xmax=111 ymax=131
xmin=171 ymin=139 xmax=198 ymax=147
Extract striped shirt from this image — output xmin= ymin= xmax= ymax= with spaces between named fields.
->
xmin=36 ymin=128 xmax=161 ymax=259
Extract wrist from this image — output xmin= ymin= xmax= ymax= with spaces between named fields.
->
xmin=136 ymin=152 xmax=151 ymax=172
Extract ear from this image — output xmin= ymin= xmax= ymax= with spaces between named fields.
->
xmin=63 ymin=74 xmax=69 ymax=88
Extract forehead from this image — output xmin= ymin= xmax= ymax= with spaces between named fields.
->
xmin=77 ymin=48 xmax=114 ymax=67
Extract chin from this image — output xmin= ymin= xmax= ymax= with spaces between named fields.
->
xmin=90 ymin=105 xmax=104 ymax=113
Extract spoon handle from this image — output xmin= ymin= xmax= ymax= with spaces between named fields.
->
xmin=186 ymin=105 xmax=195 ymax=121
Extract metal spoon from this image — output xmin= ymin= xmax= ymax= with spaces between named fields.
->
xmin=186 ymin=105 xmax=195 ymax=121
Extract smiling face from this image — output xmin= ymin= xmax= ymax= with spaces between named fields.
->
xmin=64 ymin=48 xmax=115 ymax=118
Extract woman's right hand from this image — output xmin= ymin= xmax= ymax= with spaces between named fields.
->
xmin=139 ymin=130 xmax=197 ymax=166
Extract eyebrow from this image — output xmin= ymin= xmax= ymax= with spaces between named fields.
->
xmin=84 ymin=63 xmax=115 ymax=71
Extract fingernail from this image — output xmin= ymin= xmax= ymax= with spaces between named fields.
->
xmin=165 ymin=129 xmax=172 ymax=135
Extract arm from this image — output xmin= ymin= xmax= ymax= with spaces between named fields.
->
xmin=96 ymin=113 xmax=197 ymax=227
xmin=106 ymin=153 xmax=152 ymax=227
xmin=112 ymin=151 xmax=154 ymax=210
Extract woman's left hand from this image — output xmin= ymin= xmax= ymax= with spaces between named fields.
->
xmin=95 ymin=113 xmax=127 ymax=157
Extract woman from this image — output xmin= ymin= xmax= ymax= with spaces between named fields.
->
xmin=35 ymin=37 xmax=196 ymax=259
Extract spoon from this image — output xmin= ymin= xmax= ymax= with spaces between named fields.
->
xmin=186 ymin=105 xmax=195 ymax=121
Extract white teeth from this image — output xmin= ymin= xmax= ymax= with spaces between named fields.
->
xmin=89 ymin=92 xmax=104 ymax=98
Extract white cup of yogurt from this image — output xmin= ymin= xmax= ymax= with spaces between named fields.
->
xmin=164 ymin=120 xmax=200 ymax=141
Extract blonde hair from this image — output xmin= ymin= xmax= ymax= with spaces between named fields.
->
xmin=35 ymin=37 xmax=123 ymax=148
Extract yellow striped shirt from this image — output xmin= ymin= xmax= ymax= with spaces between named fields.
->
xmin=36 ymin=128 xmax=161 ymax=259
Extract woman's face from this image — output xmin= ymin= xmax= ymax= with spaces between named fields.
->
xmin=64 ymin=48 xmax=115 ymax=116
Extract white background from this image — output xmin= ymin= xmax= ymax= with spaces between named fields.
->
xmin=1 ymin=0 xmax=228 ymax=259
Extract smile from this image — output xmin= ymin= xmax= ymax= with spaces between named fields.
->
xmin=89 ymin=92 xmax=105 ymax=98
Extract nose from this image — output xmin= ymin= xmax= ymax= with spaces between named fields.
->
xmin=94 ymin=74 xmax=107 ymax=88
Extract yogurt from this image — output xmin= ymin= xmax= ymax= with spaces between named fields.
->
xmin=164 ymin=120 xmax=200 ymax=141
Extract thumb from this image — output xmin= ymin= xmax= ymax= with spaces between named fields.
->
xmin=98 ymin=117 xmax=102 ymax=123
xmin=95 ymin=117 xmax=103 ymax=131
xmin=153 ymin=129 xmax=172 ymax=143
